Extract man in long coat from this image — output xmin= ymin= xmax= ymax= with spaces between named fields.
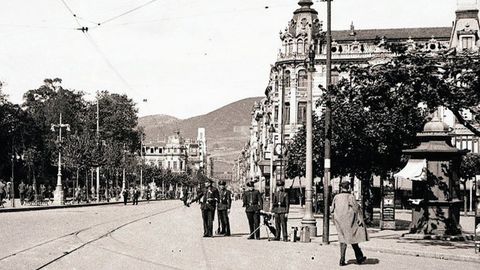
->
xmin=331 ymin=181 xmax=368 ymax=266
xmin=243 ymin=180 xmax=262 ymax=239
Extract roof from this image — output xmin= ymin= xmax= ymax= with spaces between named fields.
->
xmin=332 ymin=27 xmax=452 ymax=42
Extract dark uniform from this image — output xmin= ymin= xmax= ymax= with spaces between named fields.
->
xmin=190 ymin=182 xmax=219 ymax=237
xmin=217 ymin=181 xmax=232 ymax=236
xmin=272 ymin=181 xmax=289 ymax=241
xmin=122 ymin=189 xmax=129 ymax=205
xmin=243 ymin=181 xmax=263 ymax=239
xmin=132 ymin=187 xmax=140 ymax=205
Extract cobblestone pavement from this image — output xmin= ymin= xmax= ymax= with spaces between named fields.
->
xmin=0 ymin=200 xmax=479 ymax=270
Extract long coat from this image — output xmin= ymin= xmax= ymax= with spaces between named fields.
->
xmin=331 ymin=192 xmax=368 ymax=244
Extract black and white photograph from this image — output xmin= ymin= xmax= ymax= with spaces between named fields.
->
xmin=1 ymin=0 xmax=480 ymax=269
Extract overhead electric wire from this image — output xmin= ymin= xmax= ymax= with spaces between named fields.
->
xmin=58 ymin=0 xmax=134 ymax=93
xmin=95 ymin=0 xmax=161 ymax=27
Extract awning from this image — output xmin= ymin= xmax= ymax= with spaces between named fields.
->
xmin=394 ymin=159 xmax=427 ymax=181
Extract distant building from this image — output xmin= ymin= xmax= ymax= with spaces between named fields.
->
xmin=143 ymin=128 xmax=208 ymax=173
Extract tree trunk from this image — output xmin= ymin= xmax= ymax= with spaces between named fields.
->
xmin=76 ymin=167 xmax=79 ymax=189
xmin=464 ymin=181 xmax=468 ymax=217
xmin=362 ymin=174 xmax=374 ymax=226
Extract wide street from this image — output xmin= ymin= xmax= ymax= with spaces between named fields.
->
xmin=0 ymin=200 xmax=478 ymax=270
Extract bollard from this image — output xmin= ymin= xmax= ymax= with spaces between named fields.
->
xmin=291 ymin=226 xmax=298 ymax=242
xmin=300 ymin=226 xmax=311 ymax=242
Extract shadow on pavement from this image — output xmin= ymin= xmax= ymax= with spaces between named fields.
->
xmin=346 ymin=258 xmax=380 ymax=265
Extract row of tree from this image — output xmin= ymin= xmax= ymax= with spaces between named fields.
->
xmin=0 ymin=79 xmax=136 ymax=190
xmin=285 ymin=49 xmax=480 ymax=222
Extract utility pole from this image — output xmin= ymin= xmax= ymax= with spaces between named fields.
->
xmin=51 ymin=113 xmax=70 ymax=205
xmin=96 ymin=93 xmax=100 ymax=203
xmin=140 ymin=134 xmax=144 ymax=197
xmin=121 ymin=143 xmax=126 ymax=200
xmin=323 ymin=0 xmax=333 ymax=244
xmin=10 ymin=141 xmax=15 ymax=208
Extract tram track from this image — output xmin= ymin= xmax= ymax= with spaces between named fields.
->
xmin=0 ymin=203 xmax=182 ymax=269
xmin=34 ymin=204 xmax=182 ymax=269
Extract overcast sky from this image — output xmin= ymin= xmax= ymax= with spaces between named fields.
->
xmin=0 ymin=0 xmax=474 ymax=118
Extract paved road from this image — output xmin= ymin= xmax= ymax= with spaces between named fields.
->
xmin=0 ymin=200 xmax=479 ymax=270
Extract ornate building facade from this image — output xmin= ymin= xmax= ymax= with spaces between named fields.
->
xmin=143 ymin=128 xmax=208 ymax=173
xmin=243 ymin=0 xmax=480 ymax=194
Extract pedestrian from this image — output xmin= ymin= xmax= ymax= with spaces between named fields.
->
xmin=188 ymin=179 xmax=219 ymax=237
xmin=243 ymin=180 xmax=262 ymax=240
xmin=332 ymin=181 xmax=368 ymax=266
xmin=217 ymin=181 xmax=232 ymax=236
xmin=182 ymin=186 xmax=189 ymax=206
xmin=146 ymin=185 xmax=151 ymax=203
xmin=18 ymin=181 xmax=26 ymax=205
xmin=122 ymin=188 xmax=128 ymax=205
xmin=0 ymin=179 xmax=5 ymax=207
xmin=132 ymin=186 xmax=140 ymax=205
xmin=272 ymin=180 xmax=289 ymax=241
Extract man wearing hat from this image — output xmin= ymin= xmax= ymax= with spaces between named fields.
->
xmin=272 ymin=180 xmax=289 ymax=241
xmin=243 ymin=180 xmax=263 ymax=239
xmin=189 ymin=179 xmax=219 ymax=237
xmin=217 ymin=181 xmax=232 ymax=236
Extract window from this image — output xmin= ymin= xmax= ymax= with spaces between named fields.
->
xmin=284 ymin=102 xmax=290 ymax=125
xmin=298 ymin=70 xmax=307 ymax=90
xmin=173 ymin=161 xmax=177 ymax=170
xmin=297 ymin=39 xmax=304 ymax=54
xmin=288 ymin=39 xmax=294 ymax=54
xmin=274 ymin=106 xmax=279 ymax=123
xmin=298 ymin=102 xmax=307 ymax=124
xmin=462 ymin=36 xmax=474 ymax=50
xmin=167 ymin=161 xmax=171 ymax=168
xmin=284 ymin=70 xmax=291 ymax=88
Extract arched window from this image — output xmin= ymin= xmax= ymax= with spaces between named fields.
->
xmin=297 ymin=39 xmax=304 ymax=54
xmin=288 ymin=39 xmax=294 ymax=54
xmin=298 ymin=70 xmax=307 ymax=90
xmin=284 ymin=70 xmax=291 ymax=88
xmin=283 ymin=40 xmax=288 ymax=55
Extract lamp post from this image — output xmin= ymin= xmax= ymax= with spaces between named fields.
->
xmin=301 ymin=40 xmax=318 ymax=237
xmin=323 ymin=0 xmax=333 ymax=244
xmin=268 ymin=124 xmax=276 ymax=211
xmin=96 ymin=94 xmax=100 ymax=203
xmin=51 ymin=113 xmax=71 ymax=205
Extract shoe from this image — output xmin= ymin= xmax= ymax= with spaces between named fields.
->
xmin=247 ymin=236 xmax=254 ymax=240
xmin=225 ymin=233 xmax=231 ymax=236
xmin=357 ymin=257 xmax=366 ymax=264
xmin=339 ymin=261 xmax=346 ymax=266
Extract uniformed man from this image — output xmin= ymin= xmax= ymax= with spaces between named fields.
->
xmin=189 ymin=179 xmax=219 ymax=237
xmin=272 ymin=180 xmax=289 ymax=241
xmin=243 ymin=180 xmax=262 ymax=240
xmin=132 ymin=186 xmax=140 ymax=205
xmin=217 ymin=181 xmax=232 ymax=236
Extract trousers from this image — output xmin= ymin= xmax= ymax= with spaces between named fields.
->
xmin=274 ymin=213 xmax=288 ymax=240
xmin=202 ymin=209 xmax=215 ymax=236
xmin=340 ymin=243 xmax=364 ymax=262
xmin=218 ymin=210 xmax=230 ymax=235
xmin=246 ymin=211 xmax=260 ymax=239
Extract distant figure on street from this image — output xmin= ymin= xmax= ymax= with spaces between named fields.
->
xmin=0 ymin=180 xmax=6 ymax=207
xmin=332 ymin=181 xmax=368 ymax=266
xmin=243 ymin=180 xmax=262 ymax=240
xmin=188 ymin=179 xmax=219 ymax=237
xmin=122 ymin=189 xmax=129 ymax=205
xmin=146 ymin=185 xmax=151 ymax=203
xmin=132 ymin=186 xmax=140 ymax=205
xmin=18 ymin=181 xmax=26 ymax=205
xmin=272 ymin=180 xmax=289 ymax=241
xmin=217 ymin=181 xmax=232 ymax=236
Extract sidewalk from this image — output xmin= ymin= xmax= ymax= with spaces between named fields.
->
xmin=0 ymin=198 xmax=158 ymax=213
xmin=285 ymin=204 xmax=480 ymax=263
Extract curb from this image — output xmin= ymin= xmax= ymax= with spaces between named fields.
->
xmin=0 ymin=199 xmax=168 ymax=213
xmin=323 ymin=240 xmax=480 ymax=264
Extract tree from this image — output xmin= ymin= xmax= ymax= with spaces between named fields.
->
xmin=459 ymin=153 xmax=480 ymax=215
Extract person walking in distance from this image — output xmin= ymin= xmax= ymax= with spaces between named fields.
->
xmin=243 ymin=180 xmax=262 ymax=240
xmin=132 ymin=186 xmax=140 ymax=205
xmin=188 ymin=179 xmax=219 ymax=237
xmin=332 ymin=181 xmax=368 ymax=266
xmin=217 ymin=181 xmax=232 ymax=236
xmin=18 ymin=180 xmax=26 ymax=205
xmin=272 ymin=180 xmax=289 ymax=241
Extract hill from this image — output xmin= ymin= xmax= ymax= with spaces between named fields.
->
xmin=138 ymin=97 xmax=263 ymax=173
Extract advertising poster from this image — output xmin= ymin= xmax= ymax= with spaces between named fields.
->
xmin=381 ymin=176 xmax=396 ymax=230
xmin=475 ymin=176 xmax=480 ymax=253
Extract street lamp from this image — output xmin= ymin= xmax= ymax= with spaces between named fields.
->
xmin=268 ymin=124 xmax=276 ymax=211
xmin=50 ymin=113 xmax=71 ymax=205
xmin=300 ymin=39 xmax=318 ymax=237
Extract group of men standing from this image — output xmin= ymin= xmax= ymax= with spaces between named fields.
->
xmin=188 ymin=180 xmax=232 ymax=237
xmin=188 ymin=178 xmax=290 ymax=242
